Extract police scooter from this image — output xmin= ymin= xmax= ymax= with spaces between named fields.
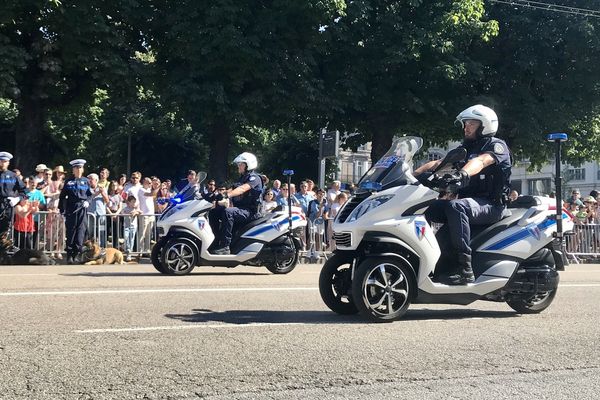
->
xmin=319 ymin=134 xmax=573 ymax=322
xmin=151 ymin=171 xmax=307 ymax=275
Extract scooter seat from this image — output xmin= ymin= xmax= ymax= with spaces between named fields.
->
xmin=507 ymin=195 xmax=540 ymax=209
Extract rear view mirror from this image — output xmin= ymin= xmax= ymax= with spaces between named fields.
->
xmin=432 ymin=148 xmax=467 ymax=173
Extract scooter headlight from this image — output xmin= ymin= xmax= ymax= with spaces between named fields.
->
xmin=346 ymin=195 xmax=394 ymax=223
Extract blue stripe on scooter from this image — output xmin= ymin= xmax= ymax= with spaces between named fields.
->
xmin=483 ymin=218 xmax=557 ymax=251
xmin=245 ymin=215 xmax=302 ymax=237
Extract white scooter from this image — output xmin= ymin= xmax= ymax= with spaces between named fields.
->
xmin=319 ymin=135 xmax=573 ymax=322
xmin=151 ymin=172 xmax=307 ymax=275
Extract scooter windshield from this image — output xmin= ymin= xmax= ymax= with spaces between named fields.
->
xmin=171 ymin=171 xmax=208 ymax=204
xmin=359 ymin=136 xmax=423 ymax=190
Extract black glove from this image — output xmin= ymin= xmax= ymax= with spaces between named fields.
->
xmin=441 ymin=170 xmax=470 ymax=187
xmin=416 ymin=172 xmax=433 ymax=185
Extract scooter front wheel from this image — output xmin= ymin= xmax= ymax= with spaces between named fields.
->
xmin=319 ymin=253 xmax=358 ymax=315
xmin=352 ymin=256 xmax=415 ymax=323
xmin=151 ymin=237 xmax=168 ymax=274
xmin=160 ymin=237 xmax=198 ymax=275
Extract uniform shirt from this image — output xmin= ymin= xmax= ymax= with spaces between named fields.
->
xmin=58 ymin=177 xmax=93 ymax=213
xmin=0 ymin=170 xmax=26 ymax=199
xmin=232 ymin=171 xmax=263 ymax=211
xmin=457 ymin=137 xmax=512 ymax=202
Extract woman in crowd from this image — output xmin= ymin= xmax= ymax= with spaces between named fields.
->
xmin=156 ymin=181 xmax=172 ymax=213
xmin=260 ymin=190 xmax=278 ymax=214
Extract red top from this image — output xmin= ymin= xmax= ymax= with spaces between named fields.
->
xmin=14 ymin=212 xmax=35 ymax=233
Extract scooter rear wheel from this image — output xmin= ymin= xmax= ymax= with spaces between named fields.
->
xmin=507 ymin=288 xmax=557 ymax=314
xmin=319 ymin=253 xmax=358 ymax=315
xmin=352 ymin=256 xmax=415 ymax=322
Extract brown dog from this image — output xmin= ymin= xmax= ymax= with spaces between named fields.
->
xmin=82 ymin=240 xmax=126 ymax=265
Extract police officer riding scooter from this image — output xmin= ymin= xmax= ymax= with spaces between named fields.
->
xmin=414 ymin=104 xmax=512 ymax=285
xmin=211 ymin=152 xmax=264 ymax=255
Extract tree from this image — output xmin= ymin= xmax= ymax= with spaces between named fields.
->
xmin=318 ymin=0 xmax=498 ymax=162
xmin=146 ymin=0 xmax=346 ymax=183
xmin=472 ymin=1 xmax=600 ymax=168
xmin=0 ymin=0 xmax=143 ymax=171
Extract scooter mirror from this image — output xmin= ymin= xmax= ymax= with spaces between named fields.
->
xmin=197 ymin=171 xmax=207 ymax=184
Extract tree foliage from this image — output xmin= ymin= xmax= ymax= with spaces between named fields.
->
xmin=1 ymin=0 xmax=600 ymax=182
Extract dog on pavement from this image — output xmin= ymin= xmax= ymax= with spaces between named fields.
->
xmin=82 ymin=240 xmax=130 ymax=265
xmin=0 ymin=236 xmax=55 ymax=265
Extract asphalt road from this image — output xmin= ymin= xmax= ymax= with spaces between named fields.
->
xmin=0 ymin=261 xmax=599 ymax=399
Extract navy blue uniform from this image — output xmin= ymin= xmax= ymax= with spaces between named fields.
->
xmin=425 ymin=137 xmax=512 ymax=257
xmin=0 ymin=170 xmax=26 ymax=239
xmin=59 ymin=177 xmax=93 ymax=259
xmin=215 ymin=171 xmax=263 ymax=248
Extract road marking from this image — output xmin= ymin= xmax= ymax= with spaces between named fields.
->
xmin=0 ymin=287 xmax=319 ymax=297
xmin=76 ymin=322 xmax=311 ymax=333
xmin=560 ymin=284 xmax=600 ymax=287
xmin=0 ymin=273 xmax=58 ymax=276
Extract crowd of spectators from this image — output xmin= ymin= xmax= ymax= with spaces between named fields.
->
xmin=10 ymin=163 xmax=354 ymax=255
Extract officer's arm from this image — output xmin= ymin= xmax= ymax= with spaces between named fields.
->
xmin=15 ymin=176 xmax=27 ymax=197
xmin=461 ymin=153 xmax=496 ymax=176
xmin=58 ymin=187 xmax=67 ymax=213
xmin=414 ymin=159 xmax=442 ymax=175
xmin=227 ymin=183 xmax=251 ymax=198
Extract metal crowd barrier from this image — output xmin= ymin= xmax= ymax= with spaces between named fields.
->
xmin=7 ymin=211 xmax=162 ymax=259
xmin=300 ymin=218 xmax=332 ymax=263
xmin=565 ymin=223 xmax=600 ymax=264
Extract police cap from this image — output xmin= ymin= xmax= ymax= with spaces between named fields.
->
xmin=69 ymin=159 xmax=87 ymax=168
xmin=0 ymin=152 xmax=13 ymax=161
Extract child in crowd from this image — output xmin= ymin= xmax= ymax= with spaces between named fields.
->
xmin=14 ymin=198 xmax=40 ymax=250
xmin=120 ymin=195 xmax=141 ymax=261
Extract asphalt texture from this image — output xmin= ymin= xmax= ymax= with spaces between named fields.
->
xmin=0 ymin=261 xmax=599 ymax=399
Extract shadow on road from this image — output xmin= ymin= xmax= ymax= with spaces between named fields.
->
xmin=165 ymin=307 xmax=518 ymax=325
xmin=166 ymin=309 xmax=361 ymax=325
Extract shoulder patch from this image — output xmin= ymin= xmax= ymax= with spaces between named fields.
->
xmin=493 ymin=143 xmax=505 ymax=155
xmin=249 ymin=176 xmax=256 ymax=182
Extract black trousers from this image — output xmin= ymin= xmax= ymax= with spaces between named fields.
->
xmin=425 ymin=197 xmax=505 ymax=256
xmin=0 ymin=201 xmax=13 ymax=240
xmin=65 ymin=207 xmax=88 ymax=257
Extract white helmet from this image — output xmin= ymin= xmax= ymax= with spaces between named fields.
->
xmin=456 ymin=104 xmax=498 ymax=137
xmin=233 ymin=152 xmax=258 ymax=170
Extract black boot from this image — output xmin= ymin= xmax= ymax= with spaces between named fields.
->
xmin=66 ymin=255 xmax=74 ymax=265
xmin=446 ymin=254 xmax=475 ymax=285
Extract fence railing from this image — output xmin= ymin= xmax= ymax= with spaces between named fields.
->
xmin=7 ymin=211 xmax=161 ymax=259
xmin=9 ymin=212 xmax=595 ymax=264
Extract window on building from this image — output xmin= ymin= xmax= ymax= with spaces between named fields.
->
xmin=528 ymin=178 xmax=552 ymax=196
xmin=566 ymin=168 xmax=586 ymax=181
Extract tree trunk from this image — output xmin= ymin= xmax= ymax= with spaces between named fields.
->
xmin=14 ymin=97 xmax=45 ymax=174
xmin=369 ymin=125 xmax=395 ymax=165
xmin=207 ymin=119 xmax=231 ymax=184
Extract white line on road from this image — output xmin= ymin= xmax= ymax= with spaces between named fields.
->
xmin=76 ymin=322 xmax=311 ymax=333
xmin=0 ymin=287 xmax=319 ymax=297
